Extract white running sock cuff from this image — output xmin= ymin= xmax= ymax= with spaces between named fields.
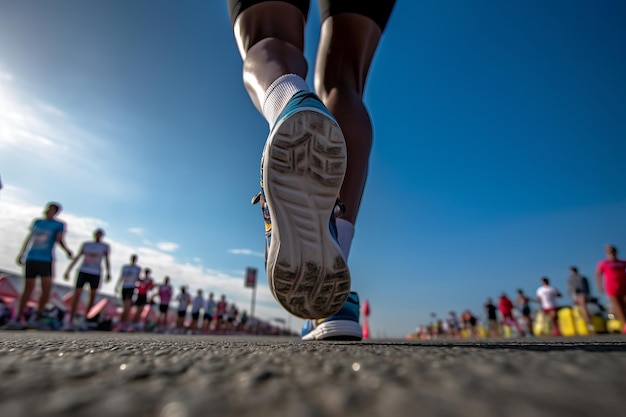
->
xmin=262 ymin=74 xmax=309 ymax=128
xmin=336 ymin=218 xmax=355 ymax=261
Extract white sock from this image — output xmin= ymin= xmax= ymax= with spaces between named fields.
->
xmin=262 ymin=74 xmax=309 ymax=128
xmin=336 ymin=218 xmax=355 ymax=261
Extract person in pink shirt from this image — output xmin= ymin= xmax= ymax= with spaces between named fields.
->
xmin=156 ymin=276 xmax=173 ymax=328
xmin=596 ymin=244 xmax=626 ymax=334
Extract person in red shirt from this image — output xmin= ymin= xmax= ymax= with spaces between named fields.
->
xmin=499 ymin=292 xmax=525 ymax=337
xmin=596 ymin=244 xmax=626 ymax=334
xmin=132 ymin=268 xmax=154 ymax=329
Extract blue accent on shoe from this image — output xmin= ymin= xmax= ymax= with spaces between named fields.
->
xmin=270 ymin=91 xmax=336 ymax=134
xmin=301 ymin=292 xmax=362 ymax=340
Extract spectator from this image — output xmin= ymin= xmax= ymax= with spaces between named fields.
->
xmin=516 ymin=289 xmax=533 ymax=335
xmin=498 ymin=292 xmax=525 ymax=337
xmin=536 ymin=277 xmax=562 ymax=336
xmin=484 ymin=298 xmax=500 ymax=337
xmin=596 ymin=244 xmax=626 ymax=334
xmin=567 ymin=266 xmax=594 ymax=333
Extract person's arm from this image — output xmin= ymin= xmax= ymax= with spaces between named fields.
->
xmin=15 ymin=230 xmax=34 ymax=266
xmin=64 ymin=245 xmax=84 ymax=280
xmin=114 ymin=267 xmax=125 ymax=294
xmin=595 ymin=264 xmax=604 ymax=295
xmin=104 ymin=247 xmax=111 ymax=283
xmin=56 ymin=227 xmax=73 ymax=259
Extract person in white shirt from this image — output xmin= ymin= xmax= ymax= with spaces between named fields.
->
xmin=190 ymin=289 xmax=205 ymax=332
xmin=203 ymin=292 xmax=217 ymax=334
xmin=114 ymin=254 xmax=141 ymax=330
xmin=536 ymin=277 xmax=562 ymax=336
xmin=64 ymin=229 xmax=111 ymax=329
xmin=175 ymin=287 xmax=191 ymax=332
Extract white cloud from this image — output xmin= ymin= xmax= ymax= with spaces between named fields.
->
xmin=0 ymin=190 xmax=293 ymax=325
xmin=36 ymin=101 xmax=66 ymax=118
xmin=0 ymin=71 xmax=13 ymax=82
xmin=128 ymin=227 xmax=144 ymax=236
xmin=157 ymin=242 xmax=179 ymax=252
xmin=228 ymin=248 xmax=264 ymax=258
xmin=0 ymin=72 xmax=141 ymax=201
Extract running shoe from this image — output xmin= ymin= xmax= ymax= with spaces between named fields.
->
xmin=253 ymin=91 xmax=350 ymax=319
xmin=301 ymin=291 xmax=362 ymax=341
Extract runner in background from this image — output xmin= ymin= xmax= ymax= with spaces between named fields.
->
xmin=156 ymin=276 xmax=173 ymax=331
xmin=516 ymin=289 xmax=534 ymax=336
xmin=175 ymin=286 xmax=191 ymax=333
xmin=190 ymin=289 xmax=205 ymax=333
xmin=596 ymin=245 xmax=626 ymax=334
xmin=114 ymin=255 xmax=141 ymax=331
xmin=498 ymin=292 xmax=525 ymax=337
xmin=567 ymin=266 xmax=594 ymax=333
xmin=133 ymin=268 xmax=154 ymax=330
xmin=63 ymin=228 xmax=111 ymax=330
xmin=203 ymin=292 xmax=216 ymax=334
xmin=536 ymin=277 xmax=562 ymax=336
xmin=6 ymin=202 xmax=73 ymax=330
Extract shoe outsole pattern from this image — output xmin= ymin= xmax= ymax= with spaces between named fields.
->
xmin=264 ymin=108 xmax=351 ymax=319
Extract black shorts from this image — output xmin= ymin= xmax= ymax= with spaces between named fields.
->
xmin=24 ymin=260 xmax=52 ymax=278
xmin=203 ymin=313 xmax=213 ymax=322
xmin=135 ymin=294 xmax=148 ymax=306
xmin=159 ymin=304 xmax=169 ymax=313
xmin=228 ymin=0 xmax=396 ymax=31
xmin=121 ymin=288 xmax=135 ymax=301
xmin=522 ymin=306 xmax=531 ymax=316
xmin=76 ymin=272 xmax=101 ymax=289
xmin=177 ymin=310 xmax=187 ymax=318
xmin=191 ymin=312 xmax=200 ymax=321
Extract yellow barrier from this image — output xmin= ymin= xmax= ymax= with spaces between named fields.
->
xmin=607 ymin=318 xmax=623 ymax=333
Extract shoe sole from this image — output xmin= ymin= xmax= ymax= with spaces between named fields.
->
xmin=302 ymin=319 xmax=362 ymax=341
xmin=264 ymin=107 xmax=351 ymax=319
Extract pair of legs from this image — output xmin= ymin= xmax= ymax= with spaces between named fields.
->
xmin=544 ymin=309 xmax=560 ymax=336
xmin=158 ymin=305 xmax=169 ymax=326
xmin=607 ymin=293 xmax=626 ymax=332
xmin=176 ymin=311 xmax=186 ymax=330
xmin=502 ymin=314 xmax=525 ymax=336
xmin=573 ymin=293 xmax=593 ymax=331
xmin=120 ymin=289 xmax=134 ymax=325
xmin=521 ymin=308 xmax=533 ymax=335
xmin=202 ymin=314 xmax=213 ymax=333
xmin=133 ymin=298 xmax=147 ymax=325
xmin=19 ymin=261 xmax=54 ymax=321
xmin=488 ymin=319 xmax=500 ymax=337
xmin=230 ymin=0 xmax=394 ymax=230
xmin=68 ymin=273 xmax=100 ymax=324
xmin=19 ymin=277 xmax=51 ymax=321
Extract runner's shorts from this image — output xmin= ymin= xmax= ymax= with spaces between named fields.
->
xmin=228 ymin=0 xmax=396 ymax=31
xmin=121 ymin=288 xmax=135 ymax=301
xmin=24 ymin=260 xmax=52 ymax=278
xmin=135 ymin=294 xmax=148 ymax=306
xmin=76 ymin=272 xmax=100 ymax=289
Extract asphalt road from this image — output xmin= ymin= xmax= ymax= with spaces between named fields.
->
xmin=0 ymin=332 xmax=625 ymax=417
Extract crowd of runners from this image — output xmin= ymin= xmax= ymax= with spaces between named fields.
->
xmin=0 ymin=202 xmax=286 ymax=335
xmin=412 ymin=244 xmax=626 ymax=339
xmin=2 ymin=201 xmax=625 ymax=339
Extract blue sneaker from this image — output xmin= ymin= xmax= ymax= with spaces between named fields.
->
xmin=301 ymin=291 xmax=362 ymax=340
xmin=253 ymin=90 xmax=350 ymax=319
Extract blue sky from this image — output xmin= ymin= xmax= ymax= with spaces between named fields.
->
xmin=0 ymin=0 xmax=625 ymax=337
